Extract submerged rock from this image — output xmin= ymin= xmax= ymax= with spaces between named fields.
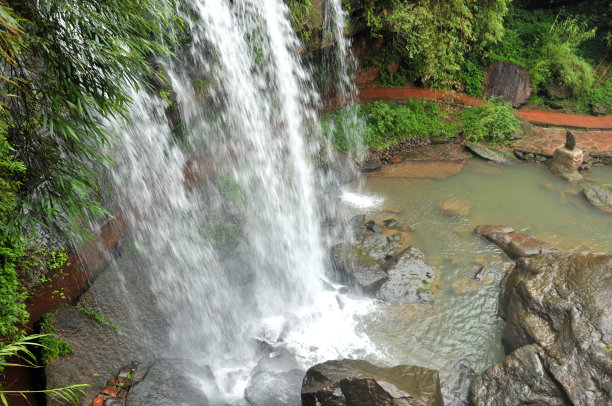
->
xmin=301 ymin=359 xmax=444 ymax=406
xmin=475 ymin=225 xmax=558 ymax=259
xmin=583 ymin=184 xmax=612 ymax=213
xmin=439 ymin=196 xmax=472 ymax=217
xmin=472 ymin=252 xmax=612 ymax=405
xmin=464 ymin=142 xmax=518 ymax=163
xmin=331 ymin=216 xmax=437 ymax=304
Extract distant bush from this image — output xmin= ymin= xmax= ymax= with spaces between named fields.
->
xmin=365 ymin=100 xmax=458 ymax=150
xmin=461 ymin=101 xmax=521 ymax=145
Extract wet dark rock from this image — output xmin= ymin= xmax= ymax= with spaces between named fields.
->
xmin=473 ymin=265 xmax=489 ymax=282
xmin=430 ymin=135 xmax=450 ymax=144
xmin=348 ymin=214 xmax=366 ymax=238
xmin=472 ymin=252 xmax=612 ymax=405
xmin=331 ymin=243 xmax=389 ymax=294
xmin=470 ymin=345 xmax=568 ymax=406
xmin=358 ymin=162 xmax=382 ymax=173
xmin=365 ymin=219 xmax=383 ymax=233
xmin=245 ymin=369 xmax=304 ymax=406
xmin=45 ymin=306 xmax=154 ymax=406
xmin=465 ymin=142 xmax=519 ymax=163
xmin=475 ymin=225 xmax=558 ymax=259
xmin=301 ymin=359 xmax=444 ymax=406
xmin=126 ymin=359 xmax=214 ymax=406
xmin=583 ymin=184 xmax=612 ymax=213
xmin=440 ymin=359 xmax=476 ymax=406
xmin=565 ymin=129 xmax=576 ymax=150
xmin=484 ymin=62 xmax=532 ymax=108
xmin=378 ymin=247 xmax=437 ymax=304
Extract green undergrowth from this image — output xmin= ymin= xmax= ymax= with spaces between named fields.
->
xmin=38 ymin=313 xmax=72 ymax=366
xmin=365 ymin=100 xmax=458 ymax=150
xmin=461 ymin=101 xmax=522 ymax=145
xmin=76 ymin=306 xmax=118 ymax=333
xmin=199 ymin=221 xmax=243 ymax=252
xmin=323 ymin=100 xmax=458 ymax=152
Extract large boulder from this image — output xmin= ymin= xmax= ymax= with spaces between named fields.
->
xmin=244 ymin=369 xmax=304 ymax=406
xmin=301 ymin=359 xmax=444 ymax=406
xmin=475 ymin=225 xmax=558 ymax=259
xmin=378 ymin=247 xmax=437 ymax=304
xmin=45 ymin=306 xmax=154 ymax=406
xmin=439 ymin=359 xmax=476 ymax=406
xmin=126 ymin=359 xmax=213 ymax=406
xmin=471 ymin=252 xmax=612 ymax=405
xmin=583 ymin=184 xmax=612 ymax=213
xmin=483 ymin=62 xmax=532 ymax=108
xmin=331 ymin=215 xmax=438 ymax=304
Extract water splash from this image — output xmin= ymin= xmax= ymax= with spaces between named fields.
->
xmin=104 ymin=0 xmax=377 ymax=402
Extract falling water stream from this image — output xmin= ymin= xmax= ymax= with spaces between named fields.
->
xmin=104 ymin=0 xmax=377 ymax=403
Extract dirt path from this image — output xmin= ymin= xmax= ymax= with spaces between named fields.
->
xmin=357 ymin=86 xmax=612 ymax=130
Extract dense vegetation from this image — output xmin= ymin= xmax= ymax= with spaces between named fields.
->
xmin=344 ymin=0 xmax=611 ymax=114
xmin=0 ymin=0 xmax=180 ymax=395
xmin=325 ymin=99 xmax=520 ymax=152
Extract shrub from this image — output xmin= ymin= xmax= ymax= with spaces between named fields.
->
xmin=365 ymin=100 xmax=458 ymax=150
xmin=461 ymin=101 xmax=521 ymax=145
xmin=38 ymin=313 xmax=71 ymax=366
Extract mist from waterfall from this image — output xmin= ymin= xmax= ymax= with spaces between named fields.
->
xmin=104 ymin=0 xmax=377 ymax=402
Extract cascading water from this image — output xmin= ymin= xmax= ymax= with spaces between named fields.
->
xmin=104 ymin=0 xmax=377 ymax=403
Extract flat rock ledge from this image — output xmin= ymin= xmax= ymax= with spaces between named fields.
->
xmin=301 ymin=359 xmax=444 ymax=406
xmin=474 ymin=225 xmax=558 ymax=259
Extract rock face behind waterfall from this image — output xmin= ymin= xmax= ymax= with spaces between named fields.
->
xmin=330 ymin=215 xmax=437 ymax=304
xmin=301 ymin=359 xmax=444 ymax=406
xmin=470 ymin=252 xmax=612 ymax=405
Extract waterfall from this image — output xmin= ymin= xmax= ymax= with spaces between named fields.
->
xmin=104 ymin=0 xmax=377 ymax=402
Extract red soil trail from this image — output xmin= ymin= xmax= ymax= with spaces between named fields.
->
xmin=356 ymin=86 xmax=612 ymax=130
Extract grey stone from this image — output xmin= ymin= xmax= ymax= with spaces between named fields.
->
xmin=465 ymin=141 xmax=519 ymax=163
xmin=583 ymin=184 xmax=612 ymax=213
xmin=126 ymin=359 xmax=214 ymax=406
xmin=301 ymin=359 xmax=444 ymax=406
xmin=245 ymin=369 xmax=304 ymax=406
xmin=45 ymin=306 xmax=155 ymax=406
xmin=440 ymin=359 xmax=476 ymax=406
xmin=378 ymin=247 xmax=437 ymax=304
xmin=484 ymin=62 xmax=532 ymax=108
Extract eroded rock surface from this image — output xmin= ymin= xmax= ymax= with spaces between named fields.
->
xmin=471 ymin=252 xmax=612 ymax=405
xmin=331 ymin=215 xmax=437 ymax=303
xmin=301 ymin=359 xmax=444 ymax=406
xmin=484 ymin=62 xmax=532 ymax=108
xmin=475 ymin=225 xmax=559 ymax=259
xmin=583 ymin=184 xmax=612 ymax=213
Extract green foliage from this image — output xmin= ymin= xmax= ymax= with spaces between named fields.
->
xmin=365 ymin=100 xmax=458 ymax=150
xmin=321 ymin=104 xmax=366 ymax=153
xmin=381 ymin=0 xmax=511 ymax=88
xmin=580 ymin=80 xmax=612 ymax=115
xmin=287 ymin=0 xmax=316 ymax=42
xmin=0 ymin=119 xmax=27 ymax=339
xmin=532 ymin=16 xmax=596 ymax=97
xmin=38 ymin=313 xmax=71 ymax=366
xmin=76 ymin=306 xmax=118 ymax=333
xmin=200 ymin=221 xmax=243 ymax=252
xmin=461 ymin=101 xmax=521 ymax=145
xmin=0 ymin=334 xmax=87 ymax=404
xmin=1 ymin=0 xmax=179 ymax=242
xmin=216 ymin=176 xmax=244 ymax=205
